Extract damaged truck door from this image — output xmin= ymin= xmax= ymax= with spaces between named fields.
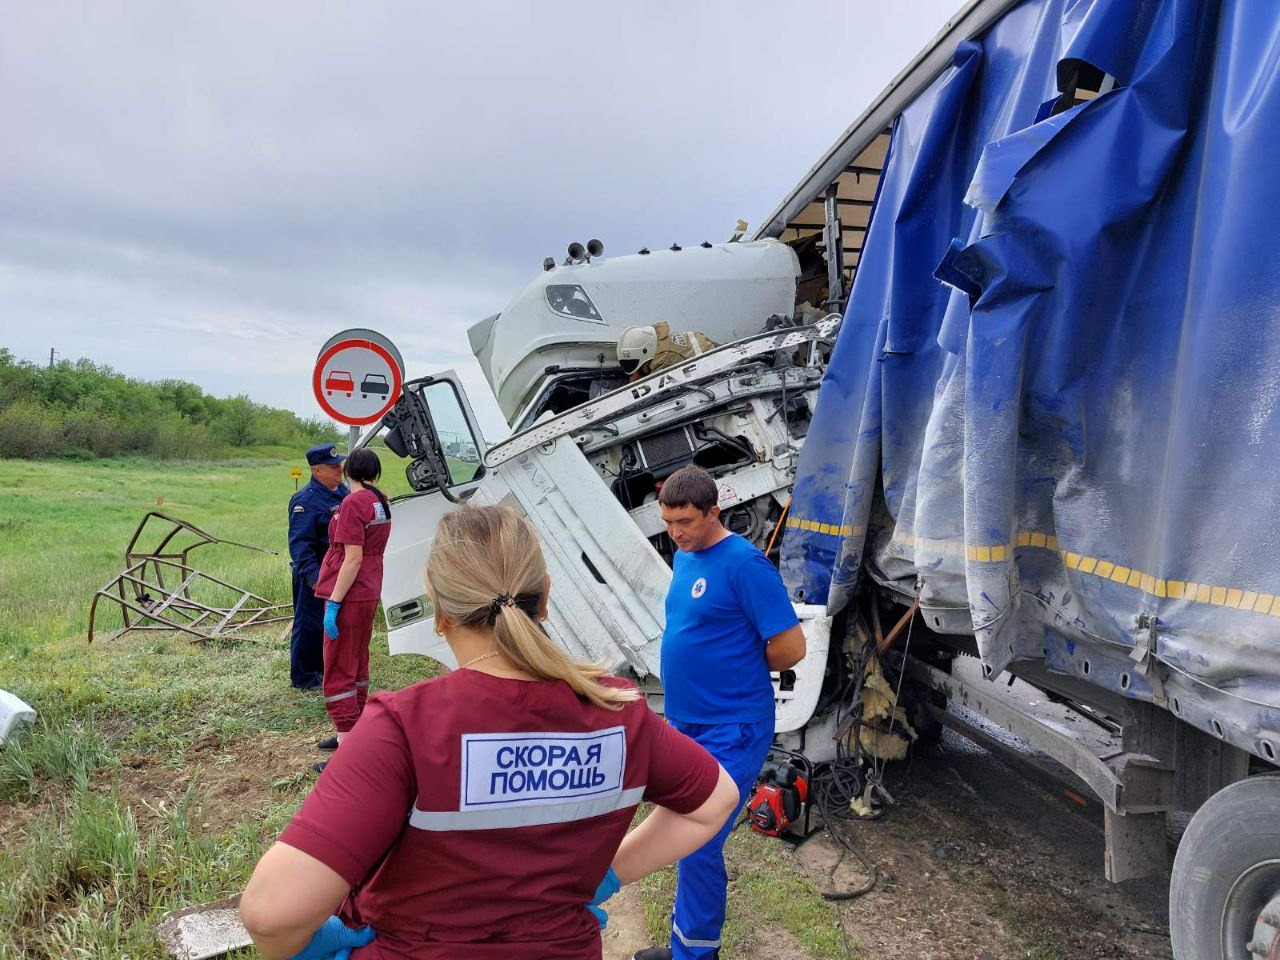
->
xmin=377 ymin=372 xmax=486 ymax=664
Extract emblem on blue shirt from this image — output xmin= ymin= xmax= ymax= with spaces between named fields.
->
xmin=691 ymin=577 xmax=707 ymax=599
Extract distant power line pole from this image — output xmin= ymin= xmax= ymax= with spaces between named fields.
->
xmin=48 ymin=348 xmax=58 ymax=370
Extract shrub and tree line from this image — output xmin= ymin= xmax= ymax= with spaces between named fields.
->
xmin=0 ymin=349 xmax=338 ymax=459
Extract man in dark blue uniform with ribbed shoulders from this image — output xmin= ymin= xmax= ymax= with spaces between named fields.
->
xmin=287 ymin=444 xmax=349 ymax=690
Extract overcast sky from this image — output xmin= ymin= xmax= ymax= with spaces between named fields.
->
xmin=0 ymin=1 xmax=963 ymax=439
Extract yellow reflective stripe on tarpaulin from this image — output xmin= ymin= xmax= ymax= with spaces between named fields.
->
xmin=888 ymin=530 xmax=1280 ymax=619
xmin=785 ymin=516 xmax=862 ymax=538
xmin=891 ymin=530 xmax=968 ymax=557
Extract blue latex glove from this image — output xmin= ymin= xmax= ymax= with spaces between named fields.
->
xmin=287 ymin=915 xmax=375 ymax=960
xmin=586 ymin=865 xmax=620 ymax=929
xmin=323 ymin=600 xmax=341 ymax=641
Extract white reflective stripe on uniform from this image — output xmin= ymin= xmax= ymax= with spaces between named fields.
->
xmin=324 ymin=690 xmax=357 ymax=703
xmin=409 ymin=785 xmax=646 ymax=831
xmin=354 ymin=681 xmax=369 ymax=687
xmin=682 ymin=332 xmax=705 ymax=357
xmin=673 ymin=922 xmax=721 ymax=949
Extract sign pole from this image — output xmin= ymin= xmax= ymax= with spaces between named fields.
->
xmin=348 ymin=424 xmax=360 ymax=455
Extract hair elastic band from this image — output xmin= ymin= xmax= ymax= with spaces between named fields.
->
xmin=487 ymin=593 xmax=515 ymax=622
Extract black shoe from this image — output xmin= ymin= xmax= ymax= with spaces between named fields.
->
xmin=293 ymin=677 xmax=322 ymax=691
xmin=633 ymin=949 xmax=673 ymax=960
xmin=312 ymin=761 xmax=327 ymax=775
xmin=317 ymin=736 xmax=339 ymax=751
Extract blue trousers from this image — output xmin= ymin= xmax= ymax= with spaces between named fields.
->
xmin=290 ymin=570 xmax=325 ymax=688
xmin=669 ymin=717 xmax=774 ymax=960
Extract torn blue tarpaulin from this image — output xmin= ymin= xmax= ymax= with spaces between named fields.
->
xmin=782 ymin=0 xmax=1071 ymax=613
xmin=782 ymin=0 xmax=1280 ymax=757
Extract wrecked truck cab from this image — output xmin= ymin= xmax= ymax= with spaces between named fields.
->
xmin=469 ymin=238 xmax=802 ymax=427
xmin=371 ymin=362 xmax=677 ymax=682
xmin=374 ymin=315 xmax=842 ymax=735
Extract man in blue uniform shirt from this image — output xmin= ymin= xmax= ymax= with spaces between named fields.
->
xmin=634 ymin=465 xmax=806 ymax=960
xmin=287 ymin=444 xmax=349 ymax=690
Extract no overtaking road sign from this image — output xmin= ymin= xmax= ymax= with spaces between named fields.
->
xmin=313 ymin=328 xmax=405 ymax=426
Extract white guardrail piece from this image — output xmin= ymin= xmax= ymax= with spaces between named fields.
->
xmin=0 ymin=689 xmax=35 ymax=744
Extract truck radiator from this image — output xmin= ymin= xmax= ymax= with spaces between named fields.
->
xmin=636 ymin=426 xmax=697 ymax=472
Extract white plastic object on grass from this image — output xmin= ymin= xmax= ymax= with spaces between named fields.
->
xmin=0 ymin=689 xmax=35 ymax=744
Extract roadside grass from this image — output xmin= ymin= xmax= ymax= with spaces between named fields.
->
xmin=0 ymin=455 xmax=431 ymax=958
xmin=0 ymin=454 xmax=839 ymax=958
xmin=0 ymin=711 xmax=116 ymax=801
xmin=0 ymin=772 xmax=304 ymax=959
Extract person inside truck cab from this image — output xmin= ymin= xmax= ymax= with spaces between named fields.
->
xmin=241 ymin=504 xmax=740 ymax=960
xmin=617 ymin=323 xmax=716 ymax=381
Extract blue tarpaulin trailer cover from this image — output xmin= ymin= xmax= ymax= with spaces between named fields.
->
xmin=781 ymin=0 xmax=1280 ymax=760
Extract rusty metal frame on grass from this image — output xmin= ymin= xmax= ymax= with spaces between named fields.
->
xmin=88 ymin=512 xmax=293 ymax=644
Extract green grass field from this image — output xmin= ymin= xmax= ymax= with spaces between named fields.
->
xmin=0 ymin=455 xmax=432 ymax=959
xmin=0 ymin=455 xmax=842 ymax=959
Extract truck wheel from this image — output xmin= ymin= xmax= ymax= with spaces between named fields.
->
xmin=1170 ymin=774 xmax=1280 ymax=959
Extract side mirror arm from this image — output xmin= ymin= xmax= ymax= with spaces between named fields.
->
xmin=379 ymin=378 xmax=463 ymax=500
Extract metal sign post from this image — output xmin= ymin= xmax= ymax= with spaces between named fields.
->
xmin=312 ymin=328 xmax=406 ymax=448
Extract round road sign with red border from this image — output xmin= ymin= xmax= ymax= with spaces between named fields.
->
xmin=313 ymin=331 xmax=405 ymax=426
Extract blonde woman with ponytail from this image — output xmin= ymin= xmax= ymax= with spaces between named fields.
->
xmin=243 ymin=505 xmax=738 ymax=960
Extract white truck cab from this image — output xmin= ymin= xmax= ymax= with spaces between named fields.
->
xmin=469 ymin=238 xmax=802 ymax=428
xmin=371 ymin=239 xmax=839 ymax=745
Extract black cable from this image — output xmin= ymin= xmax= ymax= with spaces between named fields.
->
xmin=694 ymin=424 xmax=756 ymax=464
xmin=798 ymin=622 xmax=884 ymax=902
xmin=751 ymin=614 xmax=922 ymax=906
xmin=809 ymin=757 xmax=879 ymax=901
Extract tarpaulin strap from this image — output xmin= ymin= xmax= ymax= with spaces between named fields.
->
xmin=1129 ymin=613 xmax=1168 ymax=707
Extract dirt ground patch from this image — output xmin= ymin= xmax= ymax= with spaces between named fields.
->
xmin=598 ymin=734 xmax=1172 ymax=960
xmin=7 ymin=717 xmax=1172 ymax=960
xmin=797 ymin=829 xmax=1013 ymax=959
xmin=0 ymin=797 xmax=46 ymax=847
xmin=602 ymin=884 xmax=653 ymax=960
xmin=104 ymin=728 xmax=321 ymax=833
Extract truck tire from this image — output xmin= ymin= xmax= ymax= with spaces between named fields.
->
xmin=1170 ymin=774 xmax=1280 ymax=959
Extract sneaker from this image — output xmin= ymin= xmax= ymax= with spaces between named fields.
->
xmin=633 ymin=949 xmax=673 ymax=960
xmin=316 ymin=736 xmax=339 ymax=751
xmin=312 ymin=761 xmax=327 ymax=775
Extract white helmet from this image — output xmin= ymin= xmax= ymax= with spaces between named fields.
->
xmin=617 ymin=325 xmax=658 ymax=374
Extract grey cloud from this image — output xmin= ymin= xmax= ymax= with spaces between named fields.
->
xmin=1 ymin=0 xmax=962 ymax=438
